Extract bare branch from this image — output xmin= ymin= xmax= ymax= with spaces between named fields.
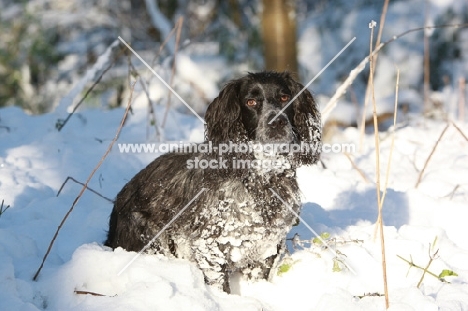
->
xmin=56 ymin=176 xmax=114 ymax=203
xmin=415 ymin=124 xmax=450 ymax=188
xmin=74 ymin=290 xmax=107 ymax=297
xmin=322 ymin=23 xmax=468 ymax=123
xmin=343 ymin=152 xmax=370 ymax=183
xmin=56 ymin=40 xmax=124 ymax=131
xmin=451 ymin=121 xmax=468 ymax=142
xmin=33 ymin=82 xmax=136 ymax=281
xmin=162 ymin=16 xmax=184 ymax=128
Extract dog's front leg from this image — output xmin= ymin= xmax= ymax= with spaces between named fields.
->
xmin=192 ymin=241 xmax=231 ymax=293
xmin=267 ymin=241 xmax=287 ymax=281
xmin=242 ymin=241 xmax=286 ymax=282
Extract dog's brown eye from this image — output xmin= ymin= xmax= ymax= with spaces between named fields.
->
xmin=246 ymin=99 xmax=257 ymax=107
xmin=280 ymin=95 xmax=290 ymax=102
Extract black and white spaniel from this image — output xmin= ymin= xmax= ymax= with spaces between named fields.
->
xmin=105 ymin=71 xmax=322 ymax=293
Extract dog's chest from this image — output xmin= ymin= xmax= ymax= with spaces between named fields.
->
xmin=190 ymin=178 xmax=299 ymax=266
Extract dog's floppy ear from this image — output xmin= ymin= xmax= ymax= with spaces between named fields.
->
xmin=286 ymin=74 xmax=322 ymax=165
xmin=204 ymin=79 xmax=247 ymax=143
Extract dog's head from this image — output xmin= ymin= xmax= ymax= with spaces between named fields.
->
xmin=205 ymin=71 xmax=322 ymax=166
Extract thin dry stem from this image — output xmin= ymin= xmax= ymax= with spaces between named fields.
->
xmin=0 ymin=199 xmax=10 ymax=216
xmin=344 ymin=152 xmax=370 ymax=183
xmin=56 ymin=176 xmax=114 ymax=203
xmin=451 ymin=121 xmax=468 ymax=142
xmin=74 ymin=290 xmax=107 ymax=297
xmin=369 ymin=25 xmax=382 ymax=225
xmin=369 ymin=21 xmax=390 ymax=310
xmin=414 ymin=124 xmax=450 ymax=188
xmin=448 ymin=184 xmax=460 ymax=200
xmin=322 ymin=53 xmax=374 ymax=121
xmin=423 ymin=0 xmax=431 ymax=114
xmin=358 ymin=96 xmax=369 ymax=153
xmin=414 ymin=120 xmax=466 ymax=190
xmin=57 ymin=42 xmax=125 ymax=132
xmin=350 ymin=87 xmax=361 ymax=126
xmin=416 ymin=248 xmax=439 ymax=288
xmin=33 ymin=82 xmax=136 ymax=281
xmin=127 ymin=20 xmax=179 ymax=140
xmin=397 ymin=254 xmax=446 ymax=282
xmin=379 ymin=69 xmax=399 ymax=208
xmin=162 ymin=17 xmax=184 ymax=128
xmin=127 ymin=58 xmax=161 ymax=140
xmin=322 ymin=23 xmax=468 ymax=125
xmin=459 ymin=77 xmax=465 ymax=122
xmin=359 ymin=0 xmax=390 ymax=152
xmin=148 ymin=25 xmax=178 ymax=72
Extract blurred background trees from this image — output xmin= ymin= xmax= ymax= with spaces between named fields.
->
xmin=0 ymin=0 xmax=467 ymax=123
xmin=262 ymin=0 xmax=298 ymax=75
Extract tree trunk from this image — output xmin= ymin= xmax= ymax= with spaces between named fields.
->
xmin=262 ymin=0 xmax=298 ymax=76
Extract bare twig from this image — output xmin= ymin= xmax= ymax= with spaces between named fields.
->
xmin=148 ymin=24 xmax=178 ymax=71
xmin=447 ymin=184 xmax=460 ymax=200
xmin=322 ymin=23 xmax=468 ymax=124
xmin=417 ymin=248 xmax=438 ymax=288
xmin=288 ymin=233 xmax=364 ymax=250
xmin=359 ymin=0 xmax=390 ymax=152
xmin=450 ymin=121 xmax=468 ymax=142
xmin=74 ymin=290 xmax=108 ymax=297
xmin=56 ymin=42 xmax=125 ymax=132
xmin=126 ymin=57 xmax=161 ymax=141
xmin=414 ymin=124 xmax=450 ymax=188
xmin=396 ymin=255 xmax=438 ymax=279
xmin=355 ymin=292 xmax=385 ymax=299
xmin=459 ymin=77 xmax=465 ymax=122
xmin=144 ymin=0 xmax=175 ymax=54
xmin=423 ymin=0 xmax=431 ymax=113
xmin=397 ymin=254 xmax=449 ymax=285
xmin=349 ymin=87 xmax=361 ymax=126
xmin=322 ymin=53 xmax=372 ymax=121
xmin=368 ymin=21 xmax=389 ymax=309
xmin=343 ymin=152 xmax=370 ymax=183
xmin=0 ymin=199 xmax=10 ymax=217
xmin=144 ymin=22 xmax=178 ymax=86
xmin=33 ymin=82 xmax=136 ymax=281
xmin=369 ymin=22 xmax=382 ymax=230
xmin=125 ymin=17 xmax=185 ymax=139
xmin=141 ymin=22 xmax=179 ymax=141
xmin=380 ymin=69 xmax=399 ymax=208
xmin=375 ymin=0 xmax=390 ymax=50
xmin=56 ymin=176 xmax=114 ymax=203
xmin=162 ymin=16 xmax=184 ymax=128
xmin=386 ymin=23 xmax=468 ymax=46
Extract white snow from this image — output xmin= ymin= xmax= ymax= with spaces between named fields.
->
xmin=54 ymin=40 xmax=121 ymax=114
xmin=1 ymin=0 xmax=468 ymax=309
xmin=1 ymin=101 xmax=467 ymax=310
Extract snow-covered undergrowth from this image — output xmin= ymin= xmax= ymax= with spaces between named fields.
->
xmin=0 ymin=103 xmax=467 ymax=310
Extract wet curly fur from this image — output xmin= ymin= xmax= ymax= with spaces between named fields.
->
xmin=105 ymin=71 xmax=322 ymax=293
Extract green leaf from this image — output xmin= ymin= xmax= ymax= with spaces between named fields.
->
xmin=332 ymin=259 xmax=342 ymax=272
xmin=277 ymin=263 xmax=292 ymax=275
xmin=439 ymin=269 xmax=458 ymax=278
xmin=313 ymin=232 xmax=331 ymax=245
xmin=431 ymin=236 xmax=438 ymax=251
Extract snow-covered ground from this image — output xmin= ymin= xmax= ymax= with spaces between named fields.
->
xmin=0 ymin=101 xmax=467 ymax=310
xmin=1 ymin=0 xmax=468 ymax=309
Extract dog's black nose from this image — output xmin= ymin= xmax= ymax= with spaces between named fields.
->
xmin=268 ymin=113 xmax=288 ymax=129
